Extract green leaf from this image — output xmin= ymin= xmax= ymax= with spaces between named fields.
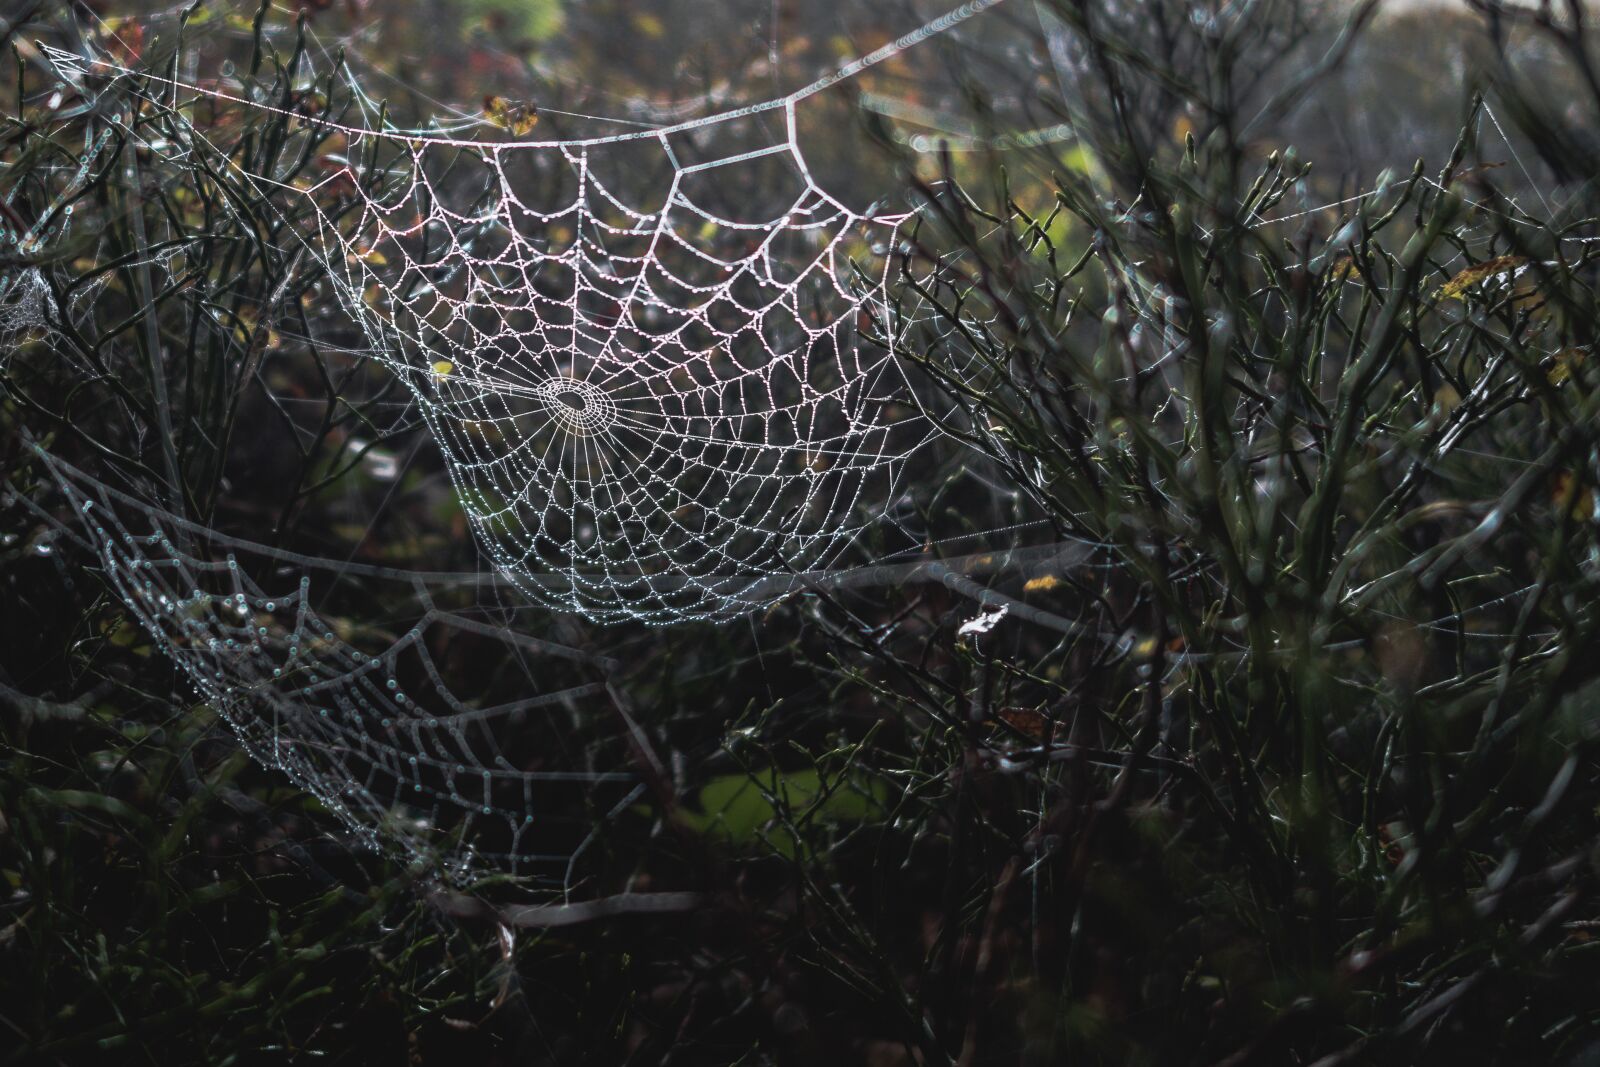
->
xmin=669 ymin=768 xmax=888 ymax=856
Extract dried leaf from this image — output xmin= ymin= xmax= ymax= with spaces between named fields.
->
xmin=1329 ymin=255 xmax=1361 ymax=282
xmin=996 ymin=707 xmax=1050 ymax=739
xmin=1435 ymin=255 xmax=1527 ymax=300
xmin=1553 ymin=471 xmax=1596 ymax=521
xmin=98 ymin=17 xmax=146 ymax=65
xmin=231 ymin=307 xmax=258 ymax=345
xmin=1547 ymin=347 xmax=1586 ymax=386
xmin=1375 ymin=622 xmax=1426 ymax=693
xmin=483 ymin=95 xmax=539 ymax=136
xmin=1023 ymin=574 xmax=1061 ymax=593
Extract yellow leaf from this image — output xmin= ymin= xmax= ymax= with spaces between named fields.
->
xmin=104 ymin=617 xmax=152 ymax=655
xmin=1553 ymin=471 xmax=1596 ymax=521
xmin=431 ymin=360 xmax=454 ymax=377
xmin=232 ymin=307 xmax=258 ymax=345
xmin=1548 ymin=347 xmax=1587 ymax=386
xmin=1329 ymin=255 xmax=1361 ymax=282
xmin=483 ymin=95 xmax=539 ymax=136
xmin=633 ymin=13 xmax=666 ymax=38
xmin=1435 ymin=255 xmax=1527 ymax=300
xmin=1023 ymin=575 xmax=1061 ymax=593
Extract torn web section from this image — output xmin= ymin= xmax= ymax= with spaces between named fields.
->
xmin=34 ymin=452 xmax=634 ymax=880
xmin=280 ymin=110 xmax=931 ymax=623
xmin=0 ymin=270 xmax=57 ymax=363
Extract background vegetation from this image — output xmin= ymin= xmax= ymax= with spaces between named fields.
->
xmin=3 ymin=0 xmax=1599 ymax=1064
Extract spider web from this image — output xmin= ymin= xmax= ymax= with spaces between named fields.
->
xmin=22 ymin=0 xmax=1585 ymax=881
xmin=16 ymin=444 xmax=638 ymax=880
xmin=4 ymin=0 xmax=1026 ymax=880
xmin=311 ymin=117 xmax=921 ymax=625
xmin=14 ymin=435 xmax=1085 ymax=881
xmin=0 ymin=269 xmax=54 ymax=360
xmin=0 ymin=121 xmax=111 ymax=367
xmin=45 ymin=0 xmax=1005 ymax=624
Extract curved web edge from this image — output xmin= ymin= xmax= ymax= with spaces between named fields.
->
xmin=17 ymin=444 xmax=637 ymax=882
xmin=40 ymin=3 xmax=1005 ymax=624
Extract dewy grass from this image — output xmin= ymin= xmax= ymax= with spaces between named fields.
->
xmin=3 ymin=0 xmax=1599 ymax=1064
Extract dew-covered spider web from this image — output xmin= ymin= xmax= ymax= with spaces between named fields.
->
xmin=4 ymin=0 xmax=1031 ymax=880
xmin=16 ymin=444 xmax=640 ymax=880
xmin=1 ymin=121 xmax=112 ymax=366
xmin=42 ymin=0 xmax=1007 ymax=624
xmin=0 ymin=269 xmax=54 ymax=359
xmin=12 ymin=438 xmax=1086 ymax=881
xmin=14 ymin=0 xmax=1589 ymax=882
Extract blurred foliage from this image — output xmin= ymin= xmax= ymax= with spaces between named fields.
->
xmin=3 ymin=1 xmax=1600 ymax=1065
xmin=464 ymin=0 xmax=565 ymax=46
xmin=668 ymin=766 xmax=891 ymax=858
